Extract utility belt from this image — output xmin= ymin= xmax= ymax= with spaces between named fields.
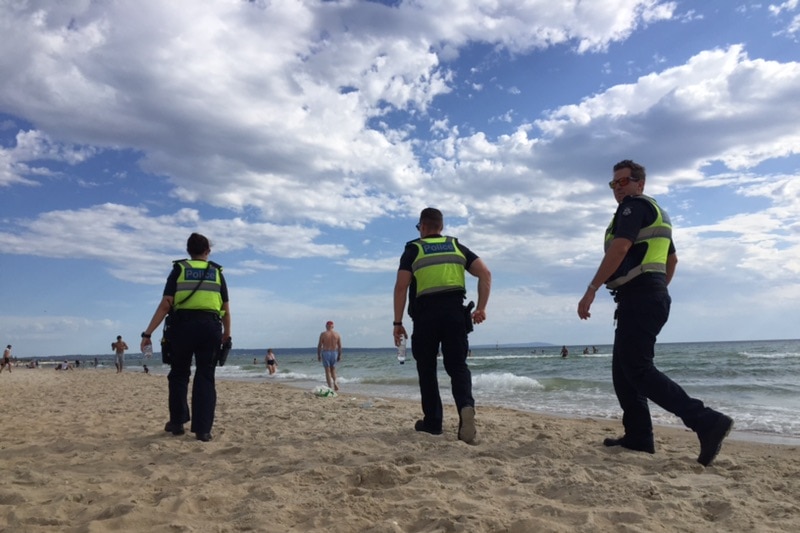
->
xmin=610 ymin=272 xmax=668 ymax=303
xmin=170 ymin=309 xmax=221 ymax=322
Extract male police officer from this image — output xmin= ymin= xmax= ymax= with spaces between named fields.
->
xmin=393 ymin=208 xmax=491 ymax=444
xmin=578 ymin=160 xmax=732 ymax=466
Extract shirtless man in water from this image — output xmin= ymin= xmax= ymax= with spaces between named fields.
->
xmin=317 ymin=321 xmax=342 ymax=391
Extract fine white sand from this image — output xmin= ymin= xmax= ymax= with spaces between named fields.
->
xmin=1 ymin=368 xmax=798 ymax=532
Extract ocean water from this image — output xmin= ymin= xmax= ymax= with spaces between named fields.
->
xmin=82 ymin=339 xmax=800 ymax=441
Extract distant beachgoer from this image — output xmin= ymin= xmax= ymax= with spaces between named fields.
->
xmin=577 ymin=158 xmax=733 ymax=466
xmin=317 ymin=321 xmax=342 ymax=391
xmin=1 ymin=345 xmax=12 ymax=373
xmin=112 ymin=335 xmax=129 ymax=373
xmin=94 ymin=357 xmax=98 ymax=367
xmin=560 ymin=345 xmax=568 ymax=358
xmin=143 ymin=364 xmax=150 ymax=374
xmin=592 ymin=346 xmax=598 ymax=353
xmin=265 ymin=348 xmax=278 ymax=375
xmin=583 ymin=347 xmax=590 ymax=355
xmin=253 ymin=358 xmax=257 ymax=365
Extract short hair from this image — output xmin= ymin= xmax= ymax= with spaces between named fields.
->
xmin=419 ymin=207 xmax=444 ymax=228
xmin=116 ymin=335 xmax=122 ymax=340
xmin=613 ymin=159 xmax=646 ymax=181
xmin=187 ymin=233 xmax=211 ymax=256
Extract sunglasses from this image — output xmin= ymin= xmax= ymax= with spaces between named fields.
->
xmin=415 ymin=223 xmax=421 ymax=230
xmin=608 ymin=176 xmax=641 ymax=189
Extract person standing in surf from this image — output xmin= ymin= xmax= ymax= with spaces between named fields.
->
xmin=317 ymin=321 xmax=342 ymax=391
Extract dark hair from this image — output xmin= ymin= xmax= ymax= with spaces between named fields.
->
xmin=613 ymin=159 xmax=646 ymax=181
xmin=116 ymin=335 xmax=122 ymax=340
xmin=419 ymin=207 xmax=444 ymax=228
xmin=186 ymin=233 xmax=211 ymax=256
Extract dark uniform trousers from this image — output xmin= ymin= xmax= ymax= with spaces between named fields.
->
xmin=167 ymin=312 xmax=222 ymax=435
xmin=613 ymin=288 xmax=720 ymax=443
xmin=411 ymin=294 xmax=474 ymax=430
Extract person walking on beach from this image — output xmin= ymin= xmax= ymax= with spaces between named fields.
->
xmin=265 ymin=348 xmax=278 ymax=375
xmin=1 ymin=345 xmax=12 ymax=373
xmin=577 ymin=159 xmax=733 ymax=466
xmin=317 ymin=321 xmax=342 ymax=390
xmin=112 ymin=335 xmax=128 ymax=373
xmin=140 ymin=233 xmax=232 ymax=443
xmin=393 ymin=207 xmax=492 ymax=444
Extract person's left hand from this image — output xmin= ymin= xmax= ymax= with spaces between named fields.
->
xmin=578 ymin=290 xmax=595 ymax=320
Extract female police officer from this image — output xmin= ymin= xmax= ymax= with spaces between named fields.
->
xmin=141 ymin=233 xmax=232 ymax=442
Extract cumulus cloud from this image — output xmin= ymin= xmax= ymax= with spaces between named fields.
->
xmin=1 ymin=1 xmax=798 ymax=351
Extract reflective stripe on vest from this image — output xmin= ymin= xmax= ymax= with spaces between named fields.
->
xmin=411 ymin=237 xmax=466 ymax=297
xmin=605 ymin=195 xmax=672 ymax=289
xmin=173 ymin=260 xmax=223 ymax=313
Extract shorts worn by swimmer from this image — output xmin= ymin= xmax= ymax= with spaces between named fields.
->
xmin=321 ymin=350 xmax=338 ymax=368
xmin=115 ymin=354 xmax=124 ymax=366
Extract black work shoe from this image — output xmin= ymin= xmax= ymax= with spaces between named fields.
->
xmin=195 ymin=433 xmax=213 ymax=442
xmin=164 ymin=422 xmax=185 ymax=436
xmin=414 ymin=420 xmax=443 ymax=435
xmin=457 ymin=406 xmax=477 ymax=444
xmin=697 ymin=415 xmax=733 ymax=467
xmin=603 ymin=435 xmax=655 ymax=454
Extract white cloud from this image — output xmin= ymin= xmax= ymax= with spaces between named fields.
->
xmin=1 ymin=1 xmax=799 ymax=353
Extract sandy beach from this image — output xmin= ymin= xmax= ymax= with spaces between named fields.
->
xmin=1 ymin=369 xmax=798 ymax=532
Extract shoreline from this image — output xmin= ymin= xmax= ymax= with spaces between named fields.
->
xmin=3 ymin=369 xmax=798 ymax=532
xmin=22 ymin=364 xmax=800 ymax=446
xmin=217 ymin=373 xmax=800 ymax=447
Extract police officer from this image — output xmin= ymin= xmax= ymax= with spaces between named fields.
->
xmin=577 ymin=159 xmax=732 ymax=466
xmin=141 ymin=233 xmax=232 ymax=442
xmin=393 ymin=208 xmax=491 ymax=444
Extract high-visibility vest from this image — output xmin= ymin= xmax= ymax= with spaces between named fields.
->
xmin=173 ymin=259 xmax=224 ymax=314
xmin=605 ymin=195 xmax=672 ymax=289
xmin=411 ymin=237 xmax=466 ymax=297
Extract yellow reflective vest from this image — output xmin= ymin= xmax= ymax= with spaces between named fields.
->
xmin=411 ymin=236 xmax=466 ymax=297
xmin=605 ymin=195 xmax=672 ymax=289
xmin=173 ymin=260 xmax=224 ymax=315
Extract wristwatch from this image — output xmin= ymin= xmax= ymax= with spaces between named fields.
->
xmin=141 ymin=332 xmax=151 ymax=339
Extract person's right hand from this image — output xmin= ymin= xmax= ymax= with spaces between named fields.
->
xmin=393 ymin=325 xmax=408 ymax=346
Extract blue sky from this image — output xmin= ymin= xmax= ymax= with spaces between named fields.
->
xmin=1 ymin=0 xmax=799 ymax=357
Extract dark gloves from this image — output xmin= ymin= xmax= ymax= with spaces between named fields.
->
xmin=161 ymin=337 xmax=172 ymax=365
xmin=464 ymin=301 xmax=475 ymax=334
xmin=214 ymin=338 xmax=232 ymax=367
